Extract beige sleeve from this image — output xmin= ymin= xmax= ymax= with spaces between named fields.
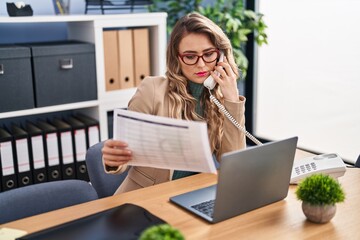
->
xmin=219 ymin=95 xmax=247 ymax=159
xmin=103 ymin=156 xmax=128 ymax=175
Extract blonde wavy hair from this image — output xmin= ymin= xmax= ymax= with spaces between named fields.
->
xmin=166 ymin=12 xmax=239 ymax=159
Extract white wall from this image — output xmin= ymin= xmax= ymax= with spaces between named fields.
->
xmin=255 ymin=0 xmax=360 ymax=163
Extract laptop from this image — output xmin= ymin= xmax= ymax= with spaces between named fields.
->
xmin=170 ymin=137 xmax=298 ymax=223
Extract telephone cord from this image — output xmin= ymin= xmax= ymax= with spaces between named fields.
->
xmin=208 ymin=90 xmax=263 ymax=146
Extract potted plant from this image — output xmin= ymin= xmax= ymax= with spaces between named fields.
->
xmin=295 ymin=174 xmax=345 ymax=223
xmin=149 ymin=0 xmax=267 ymax=78
xmin=139 ymin=223 xmax=185 ymax=240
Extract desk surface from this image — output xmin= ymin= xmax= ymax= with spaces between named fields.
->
xmin=1 ymin=150 xmax=360 ymax=239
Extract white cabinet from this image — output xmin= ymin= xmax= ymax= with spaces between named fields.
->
xmin=0 ymin=13 xmax=167 ymax=140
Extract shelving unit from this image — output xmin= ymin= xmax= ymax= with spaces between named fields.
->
xmin=0 ymin=13 xmax=167 ymax=140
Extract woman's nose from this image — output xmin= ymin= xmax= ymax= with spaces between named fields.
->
xmin=196 ymin=57 xmax=206 ymax=67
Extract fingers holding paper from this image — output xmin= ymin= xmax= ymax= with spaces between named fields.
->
xmin=102 ymin=139 xmax=132 ymax=167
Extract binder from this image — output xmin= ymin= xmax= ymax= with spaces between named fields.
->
xmin=103 ymin=30 xmax=121 ymax=91
xmin=133 ymin=28 xmax=151 ymax=86
xmin=9 ymin=124 xmax=33 ymax=188
xmin=35 ymin=120 xmax=62 ymax=182
xmin=117 ymin=29 xmax=135 ymax=89
xmin=0 ymin=126 xmax=17 ymax=191
xmin=64 ymin=117 xmax=89 ymax=181
xmin=73 ymin=113 xmax=100 ymax=149
xmin=24 ymin=121 xmax=47 ymax=184
xmin=50 ymin=118 xmax=76 ymax=180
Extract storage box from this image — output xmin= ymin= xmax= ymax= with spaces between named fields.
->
xmin=0 ymin=45 xmax=35 ymax=112
xmin=29 ymin=41 xmax=97 ymax=107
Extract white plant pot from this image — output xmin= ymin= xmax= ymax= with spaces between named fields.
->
xmin=302 ymin=202 xmax=336 ymax=223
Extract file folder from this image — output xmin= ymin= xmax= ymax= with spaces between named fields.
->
xmin=0 ymin=126 xmax=18 ymax=191
xmin=133 ymin=28 xmax=150 ymax=86
xmin=64 ymin=117 xmax=89 ymax=181
xmin=103 ymin=30 xmax=121 ymax=91
xmin=35 ymin=120 xmax=62 ymax=182
xmin=9 ymin=124 xmax=33 ymax=188
xmin=51 ymin=118 xmax=76 ymax=180
xmin=118 ymin=29 xmax=135 ymax=89
xmin=24 ymin=121 xmax=47 ymax=184
xmin=73 ymin=113 xmax=100 ymax=149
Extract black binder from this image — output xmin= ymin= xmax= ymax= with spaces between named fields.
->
xmin=35 ymin=120 xmax=62 ymax=182
xmin=64 ymin=117 xmax=89 ymax=181
xmin=17 ymin=203 xmax=167 ymax=240
xmin=50 ymin=118 xmax=76 ymax=180
xmin=0 ymin=126 xmax=18 ymax=191
xmin=9 ymin=124 xmax=33 ymax=188
xmin=73 ymin=114 xmax=100 ymax=149
xmin=24 ymin=121 xmax=47 ymax=184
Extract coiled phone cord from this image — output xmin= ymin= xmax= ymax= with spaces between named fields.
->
xmin=208 ymin=89 xmax=263 ymax=146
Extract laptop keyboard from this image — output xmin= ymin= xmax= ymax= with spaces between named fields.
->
xmin=191 ymin=199 xmax=215 ymax=218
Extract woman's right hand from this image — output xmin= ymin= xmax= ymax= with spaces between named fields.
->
xmin=102 ymin=139 xmax=132 ymax=168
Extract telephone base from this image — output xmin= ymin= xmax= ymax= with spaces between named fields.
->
xmin=290 ymin=153 xmax=346 ymax=184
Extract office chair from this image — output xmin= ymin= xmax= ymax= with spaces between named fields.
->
xmin=0 ymin=179 xmax=98 ymax=224
xmin=85 ymin=141 xmax=129 ymax=198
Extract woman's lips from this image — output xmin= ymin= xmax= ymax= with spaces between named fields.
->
xmin=196 ymin=71 xmax=208 ymax=77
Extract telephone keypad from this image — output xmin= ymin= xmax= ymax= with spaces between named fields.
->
xmin=294 ymin=162 xmax=317 ymax=176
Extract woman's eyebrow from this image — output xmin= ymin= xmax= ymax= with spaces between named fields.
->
xmin=181 ymin=48 xmax=217 ymax=54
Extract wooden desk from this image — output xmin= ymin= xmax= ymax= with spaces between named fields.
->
xmin=1 ymin=150 xmax=360 ymax=239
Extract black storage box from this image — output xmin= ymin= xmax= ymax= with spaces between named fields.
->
xmin=0 ymin=45 xmax=35 ymax=113
xmin=29 ymin=41 xmax=97 ymax=107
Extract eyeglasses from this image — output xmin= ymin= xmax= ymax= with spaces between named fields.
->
xmin=178 ymin=49 xmax=220 ymax=65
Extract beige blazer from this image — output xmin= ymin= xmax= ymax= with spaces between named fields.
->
xmin=104 ymin=76 xmax=246 ymax=194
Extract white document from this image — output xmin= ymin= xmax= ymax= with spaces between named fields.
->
xmin=113 ymin=109 xmax=217 ymax=174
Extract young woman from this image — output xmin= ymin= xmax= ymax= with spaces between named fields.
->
xmin=102 ymin=12 xmax=246 ymax=194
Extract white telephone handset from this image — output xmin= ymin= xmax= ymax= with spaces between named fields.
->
xmin=204 ymin=51 xmax=224 ymax=90
xmin=290 ymin=153 xmax=346 ymax=184
xmin=203 ymin=51 xmax=262 ymax=146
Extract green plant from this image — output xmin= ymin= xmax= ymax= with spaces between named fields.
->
xmin=149 ymin=0 xmax=267 ymax=78
xmin=295 ymin=174 xmax=345 ymax=205
xmin=149 ymin=0 xmax=202 ymax=34
xmin=139 ymin=224 xmax=185 ymax=240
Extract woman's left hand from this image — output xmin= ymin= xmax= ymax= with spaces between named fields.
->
xmin=210 ymin=56 xmax=239 ymax=102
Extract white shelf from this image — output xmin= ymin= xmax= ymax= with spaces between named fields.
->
xmin=0 ymin=13 xmax=167 ymax=23
xmin=0 ymin=101 xmax=99 ymax=119
xmin=0 ymin=13 xmax=167 ymax=140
